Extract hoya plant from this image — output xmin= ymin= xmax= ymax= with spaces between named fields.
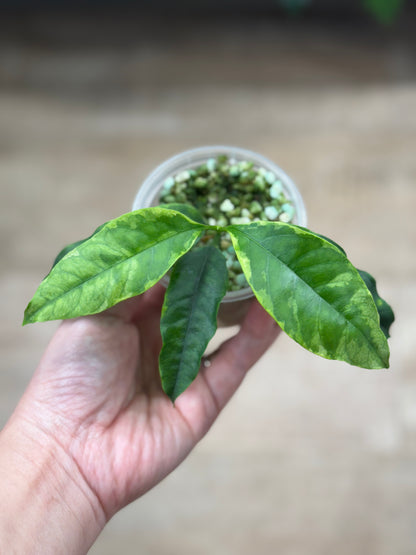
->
xmin=23 ymin=154 xmax=394 ymax=402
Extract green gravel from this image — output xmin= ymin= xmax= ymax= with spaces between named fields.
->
xmin=158 ymin=155 xmax=296 ymax=291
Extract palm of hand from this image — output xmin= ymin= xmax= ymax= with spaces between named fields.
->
xmin=23 ymin=284 xmax=279 ymax=520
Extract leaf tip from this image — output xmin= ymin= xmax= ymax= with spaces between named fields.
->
xmin=22 ymin=305 xmax=33 ymax=326
xmin=161 ymin=383 xmax=179 ymax=404
xmin=374 ymin=341 xmax=390 ymax=370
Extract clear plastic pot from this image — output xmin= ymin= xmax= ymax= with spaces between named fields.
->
xmin=132 ymin=146 xmax=307 ymax=326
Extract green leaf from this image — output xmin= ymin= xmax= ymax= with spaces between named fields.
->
xmin=311 ymin=231 xmax=395 ymax=338
xmin=161 ymin=203 xmax=205 ymax=225
xmin=23 ymin=208 xmax=206 ymax=324
xmin=50 ymin=224 xmax=106 ymax=271
xmin=159 ymin=246 xmax=228 ymax=401
xmin=311 ymin=232 xmax=346 ymax=256
xmin=357 ymin=270 xmax=395 ymax=338
xmin=228 ymin=221 xmax=390 ymax=369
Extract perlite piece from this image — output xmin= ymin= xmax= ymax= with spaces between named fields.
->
xmin=158 ymin=155 xmax=297 ymax=290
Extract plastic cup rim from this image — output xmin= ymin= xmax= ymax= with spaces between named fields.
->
xmin=132 ymin=145 xmax=307 ymax=303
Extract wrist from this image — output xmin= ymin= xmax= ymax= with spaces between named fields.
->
xmin=0 ymin=414 xmax=106 ymax=555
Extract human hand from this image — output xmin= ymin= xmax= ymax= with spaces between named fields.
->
xmin=0 ymin=283 xmax=279 ymax=553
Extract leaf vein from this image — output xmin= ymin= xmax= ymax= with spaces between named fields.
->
xmin=231 ymin=226 xmax=382 ymax=361
xmin=28 ymin=228 xmax=202 ymax=321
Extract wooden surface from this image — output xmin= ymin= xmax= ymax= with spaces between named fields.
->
xmin=1 ymin=14 xmax=415 ymax=555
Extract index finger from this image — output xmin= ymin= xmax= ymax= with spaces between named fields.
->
xmin=201 ymin=300 xmax=281 ymax=408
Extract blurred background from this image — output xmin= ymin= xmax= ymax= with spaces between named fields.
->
xmin=1 ymin=1 xmax=415 ymax=554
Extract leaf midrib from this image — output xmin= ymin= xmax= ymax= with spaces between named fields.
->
xmin=171 ymin=249 xmax=213 ymax=399
xmin=27 ymin=227 xmax=203 ymax=322
xmin=231 ymin=226 xmax=385 ymax=365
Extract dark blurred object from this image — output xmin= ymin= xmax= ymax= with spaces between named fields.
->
xmin=278 ymin=0 xmax=406 ymax=23
xmin=0 ymin=0 xmax=414 ymax=24
xmin=362 ymin=0 xmax=406 ymax=23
